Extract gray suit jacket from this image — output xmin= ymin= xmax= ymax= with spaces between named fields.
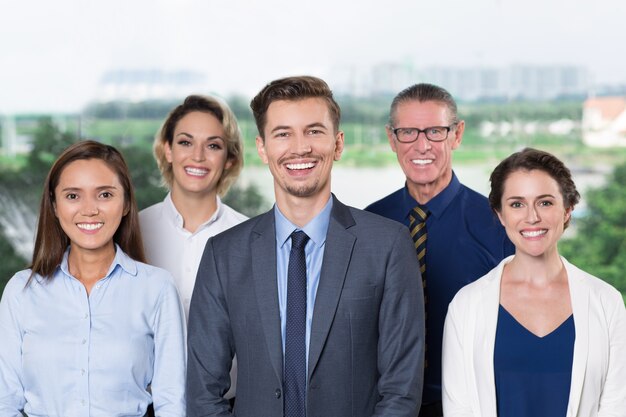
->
xmin=187 ymin=196 xmax=424 ymax=417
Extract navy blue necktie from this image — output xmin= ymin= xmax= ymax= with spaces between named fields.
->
xmin=284 ymin=230 xmax=309 ymax=417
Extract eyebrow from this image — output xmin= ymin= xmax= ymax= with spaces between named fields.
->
xmin=175 ymin=132 xmax=224 ymax=141
xmin=270 ymin=122 xmax=328 ymax=134
xmin=60 ymin=185 xmax=120 ymax=192
xmin=306 ymin=122 xmax=328 ymax=130
xmin=506 ymin=193 xmax=556 ymax=200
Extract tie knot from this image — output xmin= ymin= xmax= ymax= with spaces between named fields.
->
xmin=410 ymin=205 xmax=429 ymax=222
xmin=290 ymin=230 xmax=310 ymax=250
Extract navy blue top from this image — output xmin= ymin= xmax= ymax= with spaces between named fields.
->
xmin=494 ymin=306 xmax=575 ymax=417
xmin=365 ymin=173 xmax=515 ymax=403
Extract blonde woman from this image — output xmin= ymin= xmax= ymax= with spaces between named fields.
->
xmin=139 ymin=95 xmax=246 ymax=403
xmin=140 ymin=94 xmax=247 ymax=318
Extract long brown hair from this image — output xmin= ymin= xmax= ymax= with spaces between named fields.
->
xmin=30 ymin=140 xmax=146 ymax=281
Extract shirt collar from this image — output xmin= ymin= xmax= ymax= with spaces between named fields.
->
xmin=59 ymin=243 xmax=138 ymax=279
xmin=274 ymin=196 xmax=333 ymax=249
xmin=402 ymin=171 xmax=461 ymax=220
xmin=164 ymin=192 xmax=224 ymax=230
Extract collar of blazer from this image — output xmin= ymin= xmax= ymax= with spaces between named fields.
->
xmin=473 ymin=255 xmax=590 ymax=417
xmin=250 ymin=194 xmax=358 ymax=383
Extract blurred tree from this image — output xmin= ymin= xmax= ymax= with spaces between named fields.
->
xmin=0 ymin=232 xmax=27 ymax=296
xmin=111 ymin=140 xmax=167 ymax=210
xmin=223 ymin=182 xmax=270 ymax=218
xmin=0 ymin=118 xmax=269 ymax=296
xmin=0 ymin=117 xmax=76 ymax=296
xmin=561 ymin=162 xmax=626 ymax=296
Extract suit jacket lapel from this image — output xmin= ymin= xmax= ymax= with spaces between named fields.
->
xmin=251 ymin=211 xmax=284 ymax=382
xmin=308 ymin=197 xmax=356 ymax=379
xmin=564 ymin=258 xmax=589 ymax=417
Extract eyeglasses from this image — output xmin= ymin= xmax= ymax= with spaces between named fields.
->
xmin=391 ymin=123 xmax=457 ymax=143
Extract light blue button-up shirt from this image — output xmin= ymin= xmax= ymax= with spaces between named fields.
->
xmin=0 ymin=245 xmax=186 ymax=417
xmin=274 ymin=197 xmax=333 ymax=370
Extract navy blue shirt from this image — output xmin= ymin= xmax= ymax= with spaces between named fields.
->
xmin=365 ymin=172 xmax=515 ymax=404
xmin=494 ymin=306 xmax=574 ymax=417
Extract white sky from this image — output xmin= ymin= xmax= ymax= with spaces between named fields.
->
xmin=1 ymin=0 xmax=625 ymax=113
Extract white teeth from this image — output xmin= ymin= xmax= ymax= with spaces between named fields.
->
xmin=521 ymin=229 xmax=547 ymax=237
xmin=185 ymin=167 xmax=208 ymax=176
xmin=411 ymin=159 xmax=433 ymax=165
xmin=286 ymin=162 xmax=315 ymax=170
xmin=77 ymin=223 xmax=103 ymax=231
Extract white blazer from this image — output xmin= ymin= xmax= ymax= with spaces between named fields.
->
xmin=442 ymin=255 xmax=626 ymax=417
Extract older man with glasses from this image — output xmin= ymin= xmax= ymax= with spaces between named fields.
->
xmin=365 ymin=83 xmax=515 ymax=417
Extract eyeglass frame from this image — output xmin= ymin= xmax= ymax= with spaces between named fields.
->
xmin=389 ymin=122 xmax=458 ymax=143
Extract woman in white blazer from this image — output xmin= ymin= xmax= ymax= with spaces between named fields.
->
xmin=442 ymin=148 xmax=626 ymax=417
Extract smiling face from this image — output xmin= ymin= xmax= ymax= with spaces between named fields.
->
xmin=165 ymin=111 xmax=232 ymax=199
xmin=388 ymin=100 xmax=463 ymax=202
xmin=54 ymin=158 xmax=128 ymax=257
xmin=497 ymin=169 xmax=572 ymax=259
xmin=256 ymin=98 xmax=344 ymax=205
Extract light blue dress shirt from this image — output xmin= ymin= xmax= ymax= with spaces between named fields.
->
xmin=0 ymin=245 xmax=186 ymax=417
xmin=274 ymin=197 xmax=332 ymax=371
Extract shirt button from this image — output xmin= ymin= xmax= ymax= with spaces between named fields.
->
xmin=82 ymin=338 xmax=87 ymax=344
xmin=81 ymin=400 xmax=86 ymax=406
xmin=81 ymin=369 xmax=85 ymax=375
xmin=275 ymin=388 xmax=281 ymax=399
xmin=83 ymin=313 xmax=88 ymax=319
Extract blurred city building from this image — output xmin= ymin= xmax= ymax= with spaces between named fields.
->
xmin=96 ymin=69 xmax=208 ymax=102
xmin=332 ymin=63 xmax=590 ymax=101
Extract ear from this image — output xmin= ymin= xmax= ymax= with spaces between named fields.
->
xmin=450 ymin=120 xmax=465 ymax=150
xmin=256 ymin=136 xmax=269 ymax=164
xmin=224 ymin=157 xmax=233 ymax=170
xmin=53 ymin=200 xmax=58 ymax=217
xmin=164 ymin=141 xmax=173 ymax=163
xmin=333 ymin=131 xmax=344 ymax=161
xmin=386 ymin=125 xmax=398 ymax=153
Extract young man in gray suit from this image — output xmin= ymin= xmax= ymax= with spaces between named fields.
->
xmin=186 ymin=76 xmax=424 ymax=417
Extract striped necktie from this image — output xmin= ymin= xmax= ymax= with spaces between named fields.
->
xmin=409 ymin=205 xmax=430 ymax=367
xmin=409 ymin=205 xmax=429 ymax=277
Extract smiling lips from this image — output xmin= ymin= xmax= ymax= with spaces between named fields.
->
xmin=286 ymin=162 xmax=316 ymax=171
xmin=185 ymin=167 xmax=209 ymax=177
xmin=521 ymin=229 xmax=547 ymax=238
xmin=411 ymin=158 xmax=433 ymax=166
xmin=77 ymin=222 xmax=103 ymax=231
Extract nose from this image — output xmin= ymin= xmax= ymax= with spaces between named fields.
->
xmin=81 ymin=198 xmax=99 ymax=216
xmin=413 ymin=132 xmax=431 ymax=153
xmin=191 ymin=143 xmax=205 ymax=161
xmin=292 ymin=133 xmax=312 ymax=155
xmin=526 ymin=205 xmax=540 ymax=223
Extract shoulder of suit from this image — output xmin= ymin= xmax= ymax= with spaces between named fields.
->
xmin=209 ymin=210 xmax=271 ymax=243
xmin=346 ymin=205 xmax=406 ymax=233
